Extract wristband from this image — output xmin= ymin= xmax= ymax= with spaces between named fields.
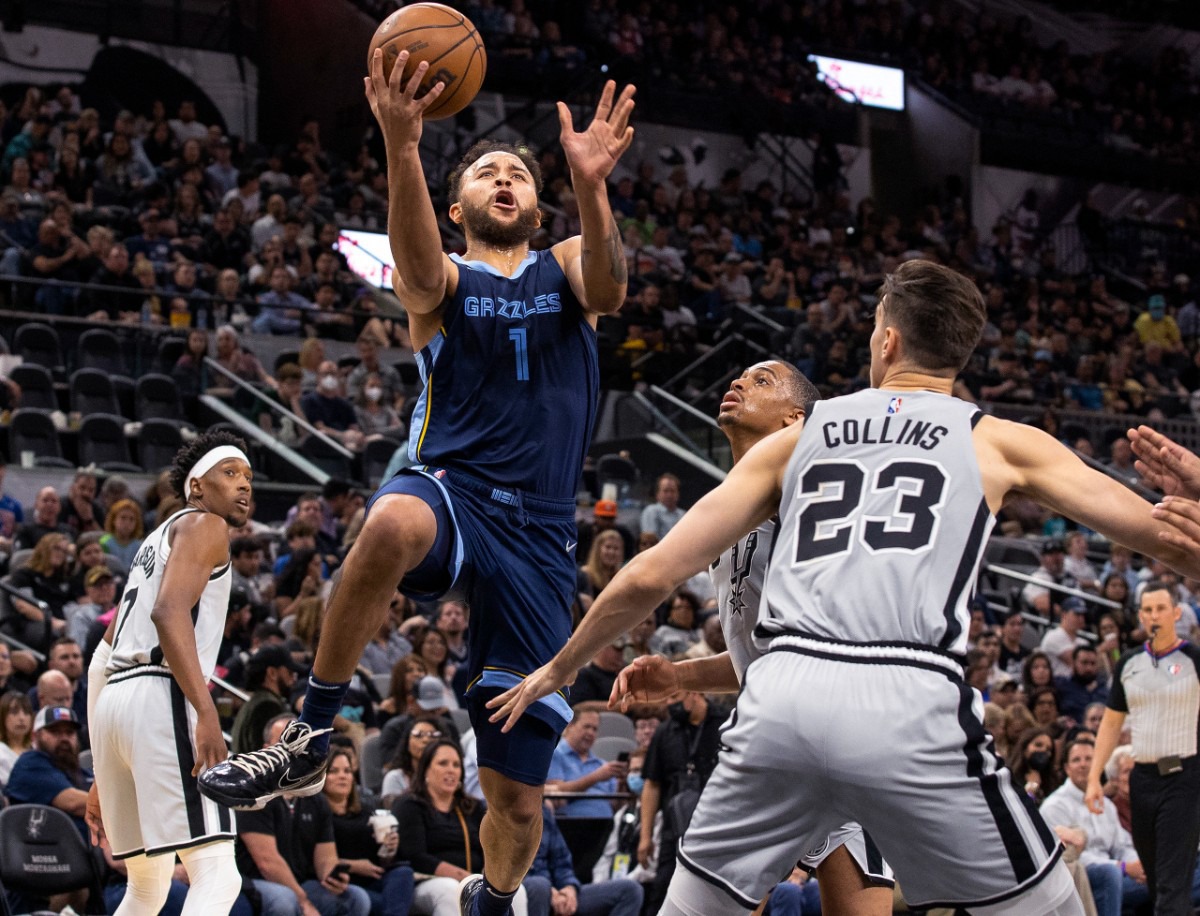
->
xmin=1120 ymin=861 xmax=1126 ymax=876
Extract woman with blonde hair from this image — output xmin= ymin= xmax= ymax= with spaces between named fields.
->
xmin=580 ymin=528 xmax=624 ymax=598
xmin=6 ymin=533 xmax=72 ymax=652
xmin=99 ymin=498 xmax=144 ymax=572
xmin=298 ymin=337 xmax=326 ymax=392
xmin=292 ymin=595 xmax=325 ymax=655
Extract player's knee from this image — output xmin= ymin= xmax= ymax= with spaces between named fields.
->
xmin=359 ymin=497 xmax=436 ymax=561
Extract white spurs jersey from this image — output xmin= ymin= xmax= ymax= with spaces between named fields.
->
xmin=758 ymin=389 xmax=994 ymax=655
xmin=107 ymin=508 xmax=231 ymax=679
xmin=709 ymin=520 xmax=778 ymax=681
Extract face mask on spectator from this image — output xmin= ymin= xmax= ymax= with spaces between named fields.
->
xmin=319 ymin=375 xmax=339 ymax=393
xmin=1027 ymin=750 xmax=1052 ymax=772
xmin=365 ymin=386 xmax=383 ymax=402
xmin=626 ymin=773 xmax=644 ymax=794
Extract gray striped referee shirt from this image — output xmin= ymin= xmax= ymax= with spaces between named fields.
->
xmin=1108 ymin=643 xmax=1200 ymax=763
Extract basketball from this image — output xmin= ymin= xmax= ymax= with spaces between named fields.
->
xmin=367 ymin=3 xmax=487 ymax=121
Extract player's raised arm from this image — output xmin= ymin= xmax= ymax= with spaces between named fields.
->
xmin=555 ymin=80 xmax=636 ymax=316
xmin=487 ymin=421 xmax=799 ymax=729
xmin=981 ymin=418 xmax=1200 ymax=579
xmin=153 ymin=512 xmax=234 ymax=774
xmin=365 ymin=47 xmax=449 ymax=313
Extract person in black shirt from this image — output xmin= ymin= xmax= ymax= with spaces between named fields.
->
xmin=570 ymin=639 xmax=629 ymax=706
xmin=237 ymin=716 xmax=371 ymax=916
xmin=323 ymin=747 xmax=413 ymax=916
xmin=83 ymin=242 xmax=142 ymax=320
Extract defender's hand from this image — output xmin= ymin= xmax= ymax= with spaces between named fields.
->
xmin=609 ymin=655 xmax=682 ymax=711
xmin=1130 ymin=425 xmax=1200 ymax=499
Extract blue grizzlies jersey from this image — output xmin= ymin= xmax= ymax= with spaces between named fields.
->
xmin=408 ymin=251 xmax=599 ymax=500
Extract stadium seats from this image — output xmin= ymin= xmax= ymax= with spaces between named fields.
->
xmin=592 ymin=735 xmax=637 ymax=763
xmin=300 ymin=435 xmax=355 ymax=482
xmin=69 ymin=368 xmax=119 ymax=417
xmin=77 ymin=328 xmax=126 ymax=375
xmin=137 ymin=419 xmax=185 ymax=472
xmin=134 ymin=374 xmax=184 ymax=422
xmin=13 ymin=323 xmax=64 ymax=376
xmin=597 ymin=711 xmax=636 ymax=743
xmin=154 ymin=335 xmax=188 ymax=374
xmin=8 ymin=364 xmax=57 ymax=412
xmin=7 ymin=410 xmax=72 ymax=469
xmin=359 ymin=733 xmax=385 ymax=795
xmin=364 ymin=437 xmax=402 ymax=488
xmin=77 ymin=414 xmax=142 ymax=473
xmin=0 ymin=805 xmax=107 ymax=913
xmin=596 ymin=453 xmax=639 ymax=503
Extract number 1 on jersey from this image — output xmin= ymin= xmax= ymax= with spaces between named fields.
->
xmin=508 ymin=328 xmax=529 ymax=382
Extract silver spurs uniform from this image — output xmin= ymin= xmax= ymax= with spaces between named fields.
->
xmin=677 ymin=390 xmax=1062 ymax=913
xmin=93 ymin=508 xmax=236 ymax=858
xmin=709 ymin=519 xmax=893 ymax=885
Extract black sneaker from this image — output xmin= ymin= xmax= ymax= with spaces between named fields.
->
xmin=457 ymin=875 xmax=513 ymax=916
xmin=198 ymin=720 xmax=332 ymax=811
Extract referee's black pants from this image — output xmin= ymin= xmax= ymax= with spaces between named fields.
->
xmin=1130 ymin=755 xmax=1200 ymax=915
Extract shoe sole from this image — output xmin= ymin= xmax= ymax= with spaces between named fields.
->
xmin=457 ymin=875 xmax=482 ymax=916
xmin=199 ymin=772 xmax=327 ymax=812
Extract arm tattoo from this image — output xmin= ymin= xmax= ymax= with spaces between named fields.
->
xmin=583 ymin=216 xmax=628 ymax=286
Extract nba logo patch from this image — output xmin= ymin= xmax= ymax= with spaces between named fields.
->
xmin=434 ymin=469 xmax=446 ymax=479
xmin=1169 ymin=663 xmax=1182 ymax=676
xmin=887 ymin=397 xmax=903 ymax=414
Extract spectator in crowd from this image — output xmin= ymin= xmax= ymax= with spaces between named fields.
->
xmin=1063 ymin=532 xmax=1100 ymax=594
xmin=638 ymin=474 xmax=684 ymax=541
xmin=569 ymin=637 xmax=630 ymax=707
xmin=354 ymin=372 xmax=404 ymax=438
xmin=1021 ymin=539 xmax=1076 ymax=615
xmin=222 ymin=621 xmax=287 ymax=692
xmin=237 ymin=715 xmax=372 ymax=916
xmin=380 ymin=713 xmax=445 ymax=800
xmin=578 ymin=530 xmax=625 ymax=606
xmin=5 ymin=706 xmax=91 ymax=838
xmin=998 ymin=611 xmax=1030 ymax=679
xmin=412 ymin=630 xmax=458 ymax=710
xmin=523 ymin=802 xmax=644 ymax=916
xmin=376 ymin=655 xmax=429 ymax=725
xmin=14 ymin=487 xmax=72 ymax=551
xmin=63 ymin=565 xmax=117 ymax=651
xmin=1055 ymin=645 xmax=1110 ymax=724
xmin=98 ymin=498 xmax=144 ymax=572
xmin=435 ymin=601 xmax=469 ymax=669
xmin=8 ymin=532 xmax=73 ymax=648
xmin=1009 ymin=726 xmax=1060 ymax=804
xmin=1040 ymin=740 xmax=1148 ymax=916
xmin=0 ymin=690 xmax=33 ymax=785
xmin=274 ymin=547 xmax=324 ymax=621
xmin=1029 ymin=685 xmax=1062 ymax=728
xmin=230 ymin=536 xmax=272 ymax=609
xmin=58 ymin=473 xmax=99 ymax=538
xmin=393 ymin=738 xmax=528 ymax=915
xmin=33 ymin=636 xmax=88 ymax=734
xmin=683 ymin=615 xmax=726 ymax=661
xmin=0 ymin=640 xmax=31 ymax=698
xmin=323 ymin=745 xmax=415 ymax=916
xmin=639 ymin=691 xmax=723 ymax=911
xmin=576 ymin=500 xmax=636 ymax=560
xmin=231 ymin=645 xmax=305 ymax=754
xmin=172 ymin=328 xmax=212 ymax=402
xmin=254 ymin=264 xmax=312 ymax=335
xmin=648 ymin=590 xmax=702 ymax=658
xmin=302 ymin=360 xmax=366 ymax=452
xmin=546 ymin=702 xmax=626 ymax=818
xmin=594 ymin=746 xmax=658 ymax=890
xmin=258 ymin=361 xmax=309 ymax=447
xmin=359 ymin=615 xmax=413 ymax=680
xmin=1041 ymin=597 xmax=1092 ymax=679
xmin=0 ymin=458 xmax=22 ymax=555
xmin=346 ymin=335 xmax=403 ymax=403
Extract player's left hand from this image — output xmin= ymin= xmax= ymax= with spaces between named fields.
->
xmin=85 ymin=782 xmax=105 ymax=847
xmin=1130 ymin=425 xmax=1200 ymax=499
xmin=486 ymin=662 xmax=576 ymax=732
xmin=192 ymin=711 xmax=228 ymax=776
xmin=557 ymin=80 xmax=636 ymax=186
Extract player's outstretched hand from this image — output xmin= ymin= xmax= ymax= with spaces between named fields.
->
xmin=364 ymin=48 xmax=446 ymax=149
xmin=1151 ymin=495 xmax=1200 ymax=554
xmin=1084 ymin=779 xmax=1105 ymax=816
xmin=609 ymin=655 xmax=682 ymax=712
xmin=85 ymin=782 xmax=105 ymax=846
xmin=1129 ymin=425 xmax=1200 ymax=500
xmin=557 ymin=80 xmax=636 ymax=186
xmin=486 ymin=662 xmax=575 ymax=733
xmin=192 ymin=711 xmax=228 ymax=776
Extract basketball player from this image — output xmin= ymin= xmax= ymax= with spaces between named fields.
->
xmin=489 ymin=259 xmax=1200 ymax=915
xmin=200 ymin=50 xmax=635 ymax=916
xmin=610 ymin=360 xmax=893 ymax=916
xmin=85 ymin=431 xmax=252 ymax=915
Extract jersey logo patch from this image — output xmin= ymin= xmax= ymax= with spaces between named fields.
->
xmin=566 ymin=540 xmax=577 ymax=553
xmin=887 ymin=397 xmax=903 ymax=414
xmin=727 ymin=531 xmax=759 ymax=619
xmin=1169 ymin=663 xmax=1182 ymax=675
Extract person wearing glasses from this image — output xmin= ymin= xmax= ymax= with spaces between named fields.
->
xmin=382 ymin=714 xmax=445 ymax=800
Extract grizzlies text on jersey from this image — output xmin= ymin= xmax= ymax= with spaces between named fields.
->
xmin=408 ymin=251 xmax=599 ymax=500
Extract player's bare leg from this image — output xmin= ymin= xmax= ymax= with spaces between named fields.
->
xmin=814 ymin=846 xmax=892 ymax=916
xmin=311 ymin=494 xmax=437 ymax=682
xmin=200 ymin=493 xmax=437 ymax=810
xmin=476 ymin=768 xmax=546 ymax=890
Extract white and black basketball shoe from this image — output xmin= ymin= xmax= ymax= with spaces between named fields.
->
xmin=198 ymin=720 xmax=332 ymax=811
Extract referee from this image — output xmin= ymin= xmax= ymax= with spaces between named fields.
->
xmin=1087 ymin=579 xmax=1200 ymax=915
